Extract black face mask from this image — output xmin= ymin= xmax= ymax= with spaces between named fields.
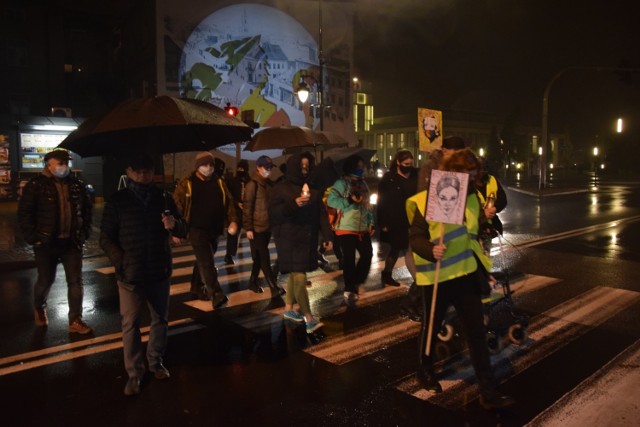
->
xmin=398 ymin=164 xmax=413 ymax=175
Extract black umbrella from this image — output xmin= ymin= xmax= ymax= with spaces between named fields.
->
xmin=58 ymin=96 xmax=253 ymax=157
xmin=245 ymin=126 xmax=348 ymax=154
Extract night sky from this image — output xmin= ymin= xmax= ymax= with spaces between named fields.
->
xmin=354 ymin=0 xmax=640 ymax=147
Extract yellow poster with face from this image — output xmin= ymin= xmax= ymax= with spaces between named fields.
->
xmin=418 ymin=108 xmax=443 ymax=152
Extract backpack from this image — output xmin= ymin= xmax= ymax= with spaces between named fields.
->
xmin=323 ymin=186 xmax=342 ymax=230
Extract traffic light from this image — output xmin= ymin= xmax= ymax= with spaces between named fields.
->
xmin=224 ymin=102 xmax=238 ymax=117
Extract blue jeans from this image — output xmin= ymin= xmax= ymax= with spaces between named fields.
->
xmin=117 ymin=279 xmax=170 ymax=379
xmin=33 ymin=239 xmax=84 ymax=322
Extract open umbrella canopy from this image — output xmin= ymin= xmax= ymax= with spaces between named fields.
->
xmin=244 ymin=126 xmax=348 ymax=153
xmin=58 ymin=96 xmax=253 ymax=158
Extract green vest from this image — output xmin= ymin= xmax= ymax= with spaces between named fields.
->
xmin=406 ymin=191 xmax=492 ymax=286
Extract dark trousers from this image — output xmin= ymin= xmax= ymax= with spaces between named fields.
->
xmin=226 ymin=212 xmax=242 ymax=257
xmin=33 ymin=239 xmax=84 ymax=322
xmin=383 ymin=241 xmax=405 ymax=274
xmin=337 ymin=233 xmax=373 ymax=293
xmin=248 ymin=231 xmax=274 ymax=281
xmin=418 ymin=272 xmax=496 ymax=391
xmin=189 ymin=227 xmax=223 ymax=297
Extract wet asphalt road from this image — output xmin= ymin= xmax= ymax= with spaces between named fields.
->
xmin=1 ymin=177 xmax=640 ymax=426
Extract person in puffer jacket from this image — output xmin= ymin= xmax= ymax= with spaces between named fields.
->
xmin=100 ymin=155 xmax=187 ymax=396
xmin=327 ymin=154 xmax=374 ymax=306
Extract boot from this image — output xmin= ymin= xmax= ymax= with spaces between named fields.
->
xmin=248 ymin=275 xmax=264 ymax=293
xmin=416 ymin=365 xmax=442 ymax=394
xmin=267 ymin=275 xmax=285 ymax=298
xmin=381 ymin=271 xmax=400 ymax=287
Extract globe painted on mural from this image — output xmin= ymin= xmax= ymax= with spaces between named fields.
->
xmin=179 ymin=3 xmax=319 ymax=134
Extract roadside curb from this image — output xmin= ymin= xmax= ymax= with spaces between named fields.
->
xmin=506 ymin=186 xmax=591 ymax=197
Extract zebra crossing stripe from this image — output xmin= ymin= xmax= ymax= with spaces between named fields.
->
xmin=396 ymin=286 xmax=640 ymax=409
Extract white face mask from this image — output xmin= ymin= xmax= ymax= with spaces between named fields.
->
xmin=53 ymin=165 xmax=70 ymax=179
xmin=198 ymin=165 xmax=214 ymax=177
xmin=259 ymin=168 xmax=271 ymax=178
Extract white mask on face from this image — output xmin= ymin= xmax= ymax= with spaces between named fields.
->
xmin=198 ymin=165 xmax=214 ymax=177
xmin=53 ymin=165 xmax=70 ymax=179
xmin=259 ymin=168 xmax=271 ymax=178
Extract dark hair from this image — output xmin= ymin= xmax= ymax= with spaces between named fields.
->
xmin=392 ymin=149 xmax=413 ymax=166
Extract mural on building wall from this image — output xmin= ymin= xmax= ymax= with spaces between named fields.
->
xmin=418 ymin=107 xmax=443 ymax=152
xmin=158 ymin=0 xmax=354 ymax=167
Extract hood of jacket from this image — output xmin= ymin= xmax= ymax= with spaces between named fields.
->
xmin=285 ymin=152 xmax=315 ymax=186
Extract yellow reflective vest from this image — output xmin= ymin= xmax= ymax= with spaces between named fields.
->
xmin=406 ymin=190 xmax=492 ymax=286
xmin=476 ymin=175 xmax=498 ymax=208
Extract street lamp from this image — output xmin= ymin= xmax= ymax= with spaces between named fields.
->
xmin=296 ymin=0 xmax=326 ymax=131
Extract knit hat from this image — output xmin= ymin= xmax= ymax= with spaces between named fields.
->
xmin=44 ymin=149 xmax=71 ymax=162
xmin=195 ymin=151 xmax=215 ymax=168
xmin=256 ymin=155 xmax=274 ymax=169
xmin=442 ymin=136 xmax=466 ymax=150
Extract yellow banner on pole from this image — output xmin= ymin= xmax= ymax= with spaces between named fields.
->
xmin=417 ymin=108 xmax=443 ymax=152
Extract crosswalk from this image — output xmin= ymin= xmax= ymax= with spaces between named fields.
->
xmin=70 ymin=236 xmax=640 ymax=416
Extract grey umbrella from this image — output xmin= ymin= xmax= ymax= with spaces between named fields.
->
xmin=58 ymin=95 xmax=253 ymax=157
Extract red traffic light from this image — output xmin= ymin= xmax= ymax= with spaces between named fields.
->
xmin=224 ymin=102 xmax=238 ymax=117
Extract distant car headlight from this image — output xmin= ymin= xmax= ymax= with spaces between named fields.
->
xmin=369 ymin=192 xmax=378 ymax=205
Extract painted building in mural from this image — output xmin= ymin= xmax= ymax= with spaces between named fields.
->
xmin=156 ymin=0 xmax=355 ymax=174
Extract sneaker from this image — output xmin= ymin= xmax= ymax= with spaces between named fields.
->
xmin=306 ymin=319 xmax=324 ymax=334
xmin=283 ymin=310 xmax=305 ymax=323
xmin=224 ymin=255 xmax=234 ymax=265
xmin=124 ymin=377 xmax=141 ymax=396
xmin=151 ymin=364 xmax=170 ymax=380
xmin=34 ymin=307 xmax=48 ymax=326
xmin=69 ymin=317 xmax=92 ymax=334
xmin=343 ymin=291 xmax=359 ymax=306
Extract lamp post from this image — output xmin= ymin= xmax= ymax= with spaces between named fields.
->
xmin=296 ymin=0 xmax=325 ymax=131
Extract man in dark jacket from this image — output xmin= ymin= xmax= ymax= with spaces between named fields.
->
xmin=269 ymin=152 xmax=333 ymax=334
xmin=173 ymin=151 xmax=237 ymax=308
xmin=100 ymin=155 xmax=187 ymax=396
xmin=18 ymin=149 xmax=93 ymax=334
xmin=243 ymin=155 xmax=284 ymax=296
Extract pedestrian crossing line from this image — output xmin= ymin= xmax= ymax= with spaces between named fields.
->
xmin=0 ymin=318 xmax=203 ymax=377
xmin=395 ymin=286 xmax=640 ymax=409
xmin=305 ymin=317 xmax=420 ymax=365
xmin=84 ymin=243 xmax=197 ymax=269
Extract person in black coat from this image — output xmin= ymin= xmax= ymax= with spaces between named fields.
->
xmin=18 ymin=149 xmax=93 ymax=334
xmin=269 ymin=152 xmax=333 ymax=334
xmin=100 ymin=155 xmax=187 ymax=396
xmin=377 ymin=149 xmax=418 ymax=287
xmin=225 ymin=159 xmax=250 ymax=265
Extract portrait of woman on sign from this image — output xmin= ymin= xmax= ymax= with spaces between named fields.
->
xmin=425 ymin=170 xmax=468 ymax=225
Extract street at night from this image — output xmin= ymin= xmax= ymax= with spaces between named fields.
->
xmin=1 ymin=176 xmax=639 ymax=426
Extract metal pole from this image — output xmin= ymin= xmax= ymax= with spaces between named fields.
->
xmin=318 ymin=0 xmax=324 ymax=132
xmin=540 ymin=66 xmax=640 ymax=190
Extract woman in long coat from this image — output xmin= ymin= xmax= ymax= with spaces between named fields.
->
xmin=269 ymin=152 xmax=333 ymax=334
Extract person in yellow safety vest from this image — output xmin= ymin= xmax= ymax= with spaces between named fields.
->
xmin=406 ymin=148 xmax=515 ymax=410
xmin=476 ymin=163 xmax=508 ymax=254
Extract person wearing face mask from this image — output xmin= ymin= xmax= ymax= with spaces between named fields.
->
xmin=173 ymin=151 xmax=237 ymax=308
xmin=18 ymin=149 xmax=93 ymax=334
xmin=242 ymin=155 xmax=285 ymax=296
xmin=224 ymin=159 xmax=250 ymax=265
xmin=377 ymin=149 xmax=419 ymax=289
xmin=100 ymin=155 xmax=188 ymax=396
xmin=327 ymin=154 xmax=374 ymax=306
